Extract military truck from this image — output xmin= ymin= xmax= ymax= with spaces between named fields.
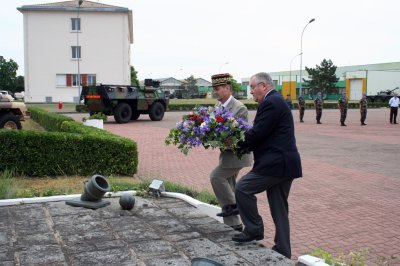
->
xmin=0 ymin=94 xmax=29 ymax=129
xmin=81 ymin=79 xmax=169 ymax=124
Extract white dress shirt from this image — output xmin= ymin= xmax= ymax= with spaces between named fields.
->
xmin=389 ymin=97 xmax=399 ymax=107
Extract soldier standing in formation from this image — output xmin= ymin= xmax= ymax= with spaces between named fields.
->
xmin=298 ymin=93 xmax=305 ymax=122
xmin=359 ymin=93 xmax=368 ymax=126
xmin=338 ymin=92 xmax=348 ymax=126
xmin=314 ymin=92 xmax=323 ymax=124
xmin=285 ymin=94 xmax=293 ymax=110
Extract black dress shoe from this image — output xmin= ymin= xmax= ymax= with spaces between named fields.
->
xmin=232 ymin=231 xmax=263 ymax=242
xmin=216 ymin=204 xmax=239 ymax=217
xmin=230 ymin=224 xmax=243 ymax=232
xmin=317 ymin=121 xmax=322 ymax=124
xmin=361 ymin=123 xmax=367 ymax=126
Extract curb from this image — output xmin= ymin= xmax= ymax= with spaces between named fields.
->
xmin=0 ymin=190 xmax=223 ymax=223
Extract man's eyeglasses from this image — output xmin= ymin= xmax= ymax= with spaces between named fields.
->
xmin=250 ymin=82 xmax=264 ymax=90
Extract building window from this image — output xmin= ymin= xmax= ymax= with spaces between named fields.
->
xmin=71 ymin=18 xmax=81 ymax=31
xmin=72 ymin=74 xmax=83 ymax=86
xmin=72 ymin=46 xmax=81 ymax=59
xmin=87 ymin=75 xmax=96 ymax=86
xmin=56 ymin=74 xmax=67 ymax=87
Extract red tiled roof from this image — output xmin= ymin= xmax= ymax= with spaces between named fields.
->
xmin=30 ymin=1 xmax=124 ymax=9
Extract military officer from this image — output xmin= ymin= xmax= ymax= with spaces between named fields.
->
xmin=298 ymin=93 xmax=306 ymax=122
xmin=314 ymin=92 xmax=323 ymax=124
xmin=359 ymin=93 xmax=368 ymax=126
xmin=210 ymin=73 xmax=253 ymax=232
xmin=338 ymin=92 xmax=348 ymax=126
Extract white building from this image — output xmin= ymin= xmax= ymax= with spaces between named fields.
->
xmin=18 ymin=1 xmax=133 ymax=103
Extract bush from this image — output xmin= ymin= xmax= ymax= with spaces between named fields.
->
xmin=76 ymin=104 xmax=89 ymax=113
xmin=29 ymin=107 xmax=74 ymax=131
xmin=167 ymin=103 xmax=259 ymax=111
xmin=82 ymin=112 xmax=108 ymax=122
xmin=167 ymin=101 xmax=386 ymax=111
xmin=0 ymin=108 xmax=138 ymax=176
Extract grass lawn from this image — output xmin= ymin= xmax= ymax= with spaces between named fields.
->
xmin=21 ymin=117 xmax=45 ymax=131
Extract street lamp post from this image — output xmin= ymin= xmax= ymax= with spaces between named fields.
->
xmin=219 ymin=62 xmax=229 ymax=73
xmin=76 ymin=0 xmax=83 ymax=104
xmin=290 ymin=53 xmax=301 ymax=93
xmin=173 ymin=68 xmax=183 ymax=95
xmin=299 ymin=18 xmax=315 ymax=96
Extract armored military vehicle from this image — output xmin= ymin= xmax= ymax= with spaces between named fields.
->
xmin=0 ymin=94 xmax=29 ymax=129
xmin=81 ymin=79 xmax=169 ymax=124
xmin=366 ymin=87 xmax=399 ymax=102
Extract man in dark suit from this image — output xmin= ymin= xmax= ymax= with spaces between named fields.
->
xmin=232 ymin=72 xmax=302 ymax=259
xmin=210 ymin=73 xmax=253 ymax=232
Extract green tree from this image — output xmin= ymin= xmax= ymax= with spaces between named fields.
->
xmin=184 ymin=75 xmax=198 ymax=96
xmin=303 ymin=59 xmax=339 ymax=95
xmin=130 ymin=66 xmax=139 ymax=87
xmin=230 ymin=77 xmax=241 ymax=93
xmin=0 ymin=56 xmax=19 ymax=93
xmin=16 ymin=76 xmax=24 ymax=92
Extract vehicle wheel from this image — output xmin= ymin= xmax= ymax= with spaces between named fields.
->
xmin=149 ymin=102 xmax=165 ymax=121
xmin=130 ymin=111 xmax=140 ymax=120
xmin=114 ymin=103 xmax=132 ymax=123
xmin=0 ymin=113 xmax=22 ymax=129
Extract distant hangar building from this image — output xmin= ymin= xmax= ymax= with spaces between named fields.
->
xmin=242 ymin=61 xmax=400 ymax=100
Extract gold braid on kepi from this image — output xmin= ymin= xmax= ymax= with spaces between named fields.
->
xmin=211 ymin=73 xmax=232 ymax=87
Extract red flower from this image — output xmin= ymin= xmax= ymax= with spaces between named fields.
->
xmin=189 ymin=114 xmax=197 ymax=121
xmin=216 ymin=115 xmax=224 ymax=123
xmin=196 ymin=117 xmax=204 ymax=124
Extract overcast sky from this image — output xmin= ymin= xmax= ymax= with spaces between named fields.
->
xmin=1 ymin=0 xmax=399 ymax=81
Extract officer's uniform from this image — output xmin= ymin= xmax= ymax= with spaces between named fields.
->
xmin=338 ymin=94 xmax=348 ymax=126
xmin=314 ymin=95 xmax=323 ymax=124
xmin=298 ymin=95 xmax=305 ymax=122
xmin=359 ymin=96 xmax=368 ymax=125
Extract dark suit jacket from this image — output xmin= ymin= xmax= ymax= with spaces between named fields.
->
xmin=239 ymin=90 xmax=302 ymax=178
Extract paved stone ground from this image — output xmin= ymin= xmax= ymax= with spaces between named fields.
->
xmin=0 ymin=197 xmax=291 ymax=265
xmin=69 ymin=108 xmax=400 ymax=264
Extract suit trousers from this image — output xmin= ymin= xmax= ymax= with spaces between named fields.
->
xmin=235 ymin=172 xmax=293 ymax=258
xmin=390 ymin=107 xmax=398 ymax=123
xmin=210 ymin=165 xmax=242 ymax=226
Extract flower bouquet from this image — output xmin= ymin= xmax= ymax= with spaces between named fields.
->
xmin=165 ymin=105 xmax=252 ymax=157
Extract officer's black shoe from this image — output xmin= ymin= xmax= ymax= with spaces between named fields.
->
xmin=231 ymin=224 xmax=243 ymax=232
xmin=361 ymin=123 xmax=367 ymax=126
xmin=216 ymin=204 xmax=239 ymax=217
xmin=232 ymin=231 xmax=264 ymax=242
xmin=341 ymin=123 xmax=347 ymax=126
xmin=395 ymin=122 xmax=398 ymax=124
xmin=300 ymin=120 xmax=304 ymax=123
xmin=317 ymin=121 xmax=322 ymax=124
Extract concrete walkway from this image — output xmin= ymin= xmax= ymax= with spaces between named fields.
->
xmin=94 ymin=108 xmax=400 ymax=264
xmin=0 ymin=196 xmax=291 ymax=265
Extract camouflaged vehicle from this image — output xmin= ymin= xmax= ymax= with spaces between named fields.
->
xmin=81 ymin=79 xmax=169 ymax=124
xmin=0 ymin=94 xmax=29 ymax=129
